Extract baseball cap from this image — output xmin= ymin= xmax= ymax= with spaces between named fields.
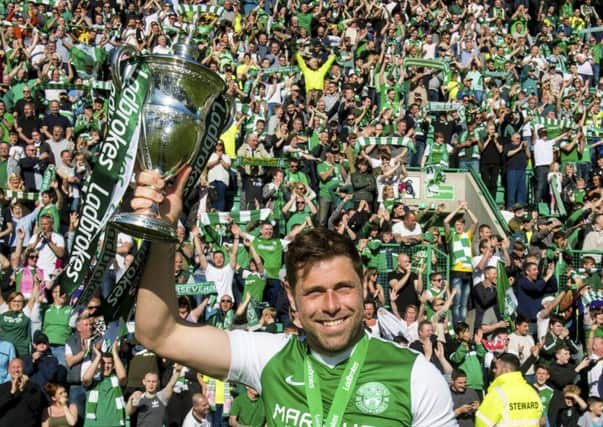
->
xmin=34 ymin=332 xmax=49 ymax=345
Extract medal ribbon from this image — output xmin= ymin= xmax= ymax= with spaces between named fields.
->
xmin=304 ymin=335 xmax=369 ymax=427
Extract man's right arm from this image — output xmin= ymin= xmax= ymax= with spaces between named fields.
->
xmin=132 ymin=169 xmax=231 ymax=379
xmin=136 ymin=242 xmax=231 ymax=379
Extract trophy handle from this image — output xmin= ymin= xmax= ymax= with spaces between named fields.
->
xmin=221 ymin=94 xmax=235 ymax=130
xmin=111 ymin=44 xmax=139 ymax=92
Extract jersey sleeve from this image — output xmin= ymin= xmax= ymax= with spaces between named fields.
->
xmin=410 ymin=354 xmax=458 ymax=427
xmin=226 ymin=330 xmax=290 ymax=394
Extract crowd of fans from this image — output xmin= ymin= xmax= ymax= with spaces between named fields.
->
xmin=0 ymin=0 xmax=603 ymax=426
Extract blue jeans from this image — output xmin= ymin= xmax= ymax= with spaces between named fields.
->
xmin=451 ymin=273 xmax=471 ymax=324
xmin=459 ymin=159 xmax=479 ymax=172
xmin=410 ymin=137 xmax=426 ymax=167
xmin=51 ymin=345 xmax=66 ymax=368
xmin=210 ymin=403 xmax=228 ymax=427
xmin=506 ymin=169 xmax=527 ymax=209
xmin=210 ymin=180 xmax=227 ymax=212
xmin=70 ymin=385 xmax=87 ymax=419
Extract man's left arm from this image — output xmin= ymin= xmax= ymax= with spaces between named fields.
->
xmin=113 ymin=344 xmax=127 ymax=385
xmin=159 ymin=364 xmax=182 ymax=403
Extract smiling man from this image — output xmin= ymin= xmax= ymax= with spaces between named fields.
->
xmin=132 ymin=169 xmax=456 ymax=427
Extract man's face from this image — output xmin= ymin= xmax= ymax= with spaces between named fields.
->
xmin=174 ymin=254 xmax=183 ymax=271
xmin=551 ymin=321 xmax=564 ymax=337
xmin=260 ymin=224 xmax=273 ymax=239
xmin=213 ymin=252 xmax=225 ymax=268
xmin=287 ymin=256 xmax=363 ymax=356
xmin=193 ymin=395 xmax=210 ymax=417
xmin=403 ymin=214 xmax=416 ymax=230
xmin=219 ymin=296 xmax=233 ymax=312
xmin=555 ymin=348 xmax=570 ymax=364
xmin=102 ymin=357 xmax=114 ymax=375
xmin=535 ymin=367 xmax=549 ymax=386
xmin=526 ymin=264 xmax=539 ymax=281
xmin=363 ymin=303 xmax=374 ymax=320
xmin=41 ymin=217 xmax=53 ymax=232
xmin=0 ymin=143 xmax=8 ymax=158
xmin=419 ymin=323 xmax=433 ymax=339
xmin=397 ymin=254 xmax=410 ymax=271
xmin=77 ymin=319 xmax=92 ymax=338
xmin=143 ymin=373 xmax=159 ymax=393
xmin=485 ymin=268 xmax=497 ymax=283
xmin=452 ymin=376 xmax=467 ymax=392
xmin=454 ymin=220 xmax=464 ymax=234
xmin=516 ymin=322 xmax=529 ymax=336
xmin=52 ymin=127 xmax=63 ymax=140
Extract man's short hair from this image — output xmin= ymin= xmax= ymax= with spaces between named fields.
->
xmin=451 ymin=369 xmax=467 ymax=380
xmin=484 ymin=266 xmax=497 ymax=276
xmin=497 ymin=353 xmax=520 ymax=371
xmin=285 ymin=228 xmax=362 ymax=290
xmin=515 ymin=314 xmax=529 ymax=326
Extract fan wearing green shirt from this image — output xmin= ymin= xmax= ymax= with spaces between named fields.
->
xmin=229 ymin=386 xmax=266 ymax=427
xmin=131 ymin=168 xmax=457 ymax=427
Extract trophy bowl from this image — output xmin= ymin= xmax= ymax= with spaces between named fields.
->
xmin=110 ymin=43 xmax=229 ymax=241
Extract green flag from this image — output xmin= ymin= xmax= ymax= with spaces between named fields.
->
xmin=497 ymin=261 xmax=516 ymax=318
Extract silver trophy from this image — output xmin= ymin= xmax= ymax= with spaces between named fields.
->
xmin=110 ymin=22 xmax=230 ymax=241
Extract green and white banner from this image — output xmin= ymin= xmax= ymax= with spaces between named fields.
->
xmin=175 ymin=282 xmax=217 ymax=296
xmin=40 ymin=81 xmax=112 ymax=91
xmin=531 ymin=116 xmax=577 ymax=131
xmin=62 ymin=62 xmax=151 ymax=306
xmin=578 ymin=26 xmax=603 ymax=35
xmin=424 ymin=102 xmax=462 ymax=112
xmin=175 ymin=4 xmax=224 ymax=16
xmin=248 ymin=66 xmax=300 ymax=76
xmin=232 ymin=156 xmax=287 ymax=168
xmin=199 ymin=209 xmax=271 ymax=225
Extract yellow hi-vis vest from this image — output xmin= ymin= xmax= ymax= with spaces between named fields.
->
xmin=476 ymin=371 xmax=542 ymax=427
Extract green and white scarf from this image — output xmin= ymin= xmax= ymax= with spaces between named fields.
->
xmin=356 ymin=136 xmax=414 ymax=148
xmin=175 ymin=282 xmax=217 ymax=296
xmin=85 ymin=375 xmax=125 ymax=425
xmin=450 ymin=232 xmax=472 ymax=272
xmin=5 ymin=190 xmax=37 ymax=201
xmin=198 ymin=208 xmax=271 ymax=225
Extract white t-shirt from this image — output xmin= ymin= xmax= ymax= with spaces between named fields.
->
xmin=28 ymin=232 xmax=65 ymax=279
xmin=182 ymin=410 xmax=211 ymax=427
xmin=533 ymin=138 xmax=555 ymax=167
xmin=205 ymin=263 xmax=234 ymax=299
xmin=471 ymin=254 xmax=501 ymax=286
xmin=207 ymin=153 xmax=231 ymax=185
xmin=392 ymin=222 xmax=423 ymax=238
xmin=536 ymin=310 xmax=550 ymax=342
xmin=507 ymin=332 xmax=535 ymax=374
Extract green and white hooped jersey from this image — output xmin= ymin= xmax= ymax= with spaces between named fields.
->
xmin=227 ymin=330 xmax=456 ymax=427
